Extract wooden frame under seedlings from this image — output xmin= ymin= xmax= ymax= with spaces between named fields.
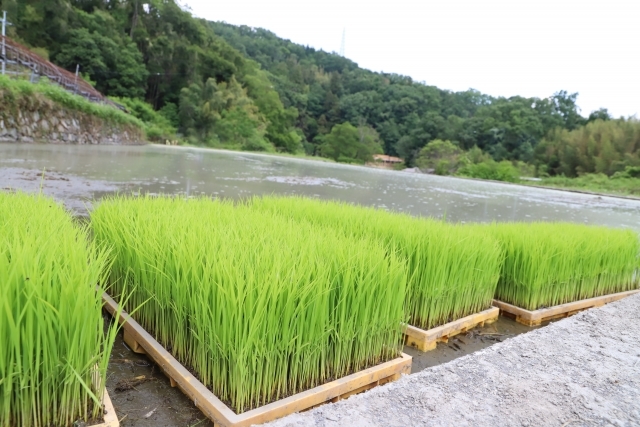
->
xmin=0 ymin=192 xmax=117 ymax=427
xmin=249 ymin=197 xmax=503 ymax=352
xmin=103 ymin=293 xmax=411 ymax=427
xmin=485 ymin=222 xmax=640 ymax=324
xmin=91 ymin=196 xmax=410 ymax=421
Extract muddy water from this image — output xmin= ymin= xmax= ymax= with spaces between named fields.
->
xmin=3 ymin=143 xmax=640 ymax=425
xmin=1 ymin=143 xmax=639 ymax=229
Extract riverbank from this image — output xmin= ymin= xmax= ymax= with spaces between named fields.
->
xmin=263 ymin=292 xmax=640 ymax=427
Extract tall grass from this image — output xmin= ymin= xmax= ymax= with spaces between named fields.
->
xmin=250 ymin=196 xmax=503 ymax=330
xmin=484 ymin=222 xmax=640 ymax=310
xmin=91 ymin=196 xmax=406 ymax=413
xmin=0 ymin=74 xmax=144 ymax=128
xmin=0 ymin=192 xmax=112 ymax=427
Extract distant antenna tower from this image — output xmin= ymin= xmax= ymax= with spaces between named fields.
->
xmin=339 ymin=28 xmax=346 ymax=57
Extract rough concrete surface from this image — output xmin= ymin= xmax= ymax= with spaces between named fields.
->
xmin=262 ymin=294 xmax=640 ymax=427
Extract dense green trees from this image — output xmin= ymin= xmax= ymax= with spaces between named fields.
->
xmin=317 ymin=122 xmax=383 ymax=163
xmin=4 ymin=0 xmax=296 ymax=151
xmin=536 ymin=119 xmax=640 ymax=177
xmin=3 ymin=0 xmax=638 ymax=177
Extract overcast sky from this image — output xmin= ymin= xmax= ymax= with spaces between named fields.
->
xmin=183 ymin=0 xmax=639 ymax=118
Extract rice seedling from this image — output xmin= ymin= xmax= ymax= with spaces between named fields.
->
xmin=0 ymin=192 xmax=112 ymax=427
xmin=250 ymin=196 xmax=503 ymax=330
xmin=483 ymin=222 xmax=640 ymax=310
xmin=90 ymin=195 xmax=406 ymax=413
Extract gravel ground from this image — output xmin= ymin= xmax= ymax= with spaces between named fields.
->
xmin=262 ymin=294 xmax=640 ymax=427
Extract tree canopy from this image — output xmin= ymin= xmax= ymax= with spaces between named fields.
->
xmin=3 ymin=0 xmax=638 ymax=174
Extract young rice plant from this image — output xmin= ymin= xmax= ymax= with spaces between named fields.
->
xmin=484 ymin=222 xmax=640 ymax=310
xmin=0 ymin=192 xmax=112 ymax=427
xmin=249 ymin=196 xmax=503 ymax=330
xmin=91 ymin=196 xmax=406 ymax=413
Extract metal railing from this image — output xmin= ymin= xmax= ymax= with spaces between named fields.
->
xmin=0 ymin=33 xmax=116 ymax=106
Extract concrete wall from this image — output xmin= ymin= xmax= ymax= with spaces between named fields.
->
xmin=0 ymin=104 xmax=144 ymax=145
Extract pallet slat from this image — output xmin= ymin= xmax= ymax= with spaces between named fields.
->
xmin=94 ymin=389 xmax=119 ymax=427
xmin=404 ymin=307 xmax=499 ymax=352
xmin=103 ymin=293 xmax=411 ymax=427
xmin=492 ymin=289 xmax=640 ymax=326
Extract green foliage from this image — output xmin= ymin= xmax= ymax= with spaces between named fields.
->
xmin=613 ymin=166 xmax=640 ymax=179
xmin=532 ymin=173 xmax=640 ymax=197
xmin=111 ymin=96 xmax=175 ymax=141
xmin=91 ymin=196 xmax=406 ymax=413
xmin=178 ymin=77 xmax=271 ymax=150
xmin=209 ymin=22 xmax=595 ymax=164
xmin=415 ymin=139 xmax=464 ymax=175
xmin=484 ymin=223 xmax=640 ymax=310
xmin=54 ymin=22 xmax=148 ymax=98
xmin=0 ymin=75 xmax=144 ymax=129
xmin=536 ymin=119 xmax=640 ymax=177
xmin=0 ymin=192 xmax=114 ymax=427
xmin=251 ymin=196 xmax=503 ymax=330
xmin=7 ymin=0 xmax=636 ymax=168
xmin=458 ymin=159 xmax=521 ymax=183
xmin=318 ymin=122 xmax=383 ymax=163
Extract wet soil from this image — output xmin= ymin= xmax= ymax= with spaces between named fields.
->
xmin=105 ymin=320 xmax=214 ymax=427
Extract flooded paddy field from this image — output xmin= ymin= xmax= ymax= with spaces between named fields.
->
xmin=3 ymin=143 xmax=639 ymax=426
xmin=1 ymin=143 xmax=639 ymax=230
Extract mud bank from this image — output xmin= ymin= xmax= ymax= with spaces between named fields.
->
xmin=262 ymin=293 xmax=640 ymax=427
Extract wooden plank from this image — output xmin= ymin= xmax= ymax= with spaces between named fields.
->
xmin=404 ymin=307 xmax=499 ymax=352
xmin=102 ymin=293 xmax=411 ymax=427
xmin=493 ymin=289 xmax=640 ymax=326
xmin=90 ymin=366 xmax=119 ymax=427
xmin=123 ymin=329 xmax=146 ymax=354
xmin=95 ymin=389 xmax=120 ymax=427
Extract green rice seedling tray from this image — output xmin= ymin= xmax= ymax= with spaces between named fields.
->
xmin=492 ymin=289 xmax=640 ymax=326
xmin=404 ymin=307 xmax=499 ymax=352
xmin=103 ymin=293 xmax=411 ymax=427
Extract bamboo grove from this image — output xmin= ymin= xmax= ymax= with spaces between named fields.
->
xmin=0 ymin=193 xmax=113 ymax=427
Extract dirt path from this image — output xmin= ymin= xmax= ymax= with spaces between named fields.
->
xmin=262 ymin=293 xmax=640 ymax=427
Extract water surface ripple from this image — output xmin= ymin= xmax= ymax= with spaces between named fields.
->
xmin=1 ymin=143 xmax=638 ymax=230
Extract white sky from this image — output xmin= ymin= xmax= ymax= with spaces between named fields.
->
xmin=183 ymin=0 xmax=639 ymax=118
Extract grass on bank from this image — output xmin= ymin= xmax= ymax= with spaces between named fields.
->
xmin=91 ymin=196 xmax=406 ymax=413
xmin=528 ymin=173 xmax=640 ymax=198
xmin=0 ymin=75 xmax=144 ymax=129
xmin=250 ymin=196 xmax=503 ymax=330
xmin=484 ymin=222 xmax=640 ymax=311
xmin=0 ymin=192 xmax=113 ymax=427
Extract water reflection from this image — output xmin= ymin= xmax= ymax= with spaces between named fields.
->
xmin=1 ymin=143 xmax=639 ymax=230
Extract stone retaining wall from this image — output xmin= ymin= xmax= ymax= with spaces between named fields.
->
xmin=0 ymin=104 xmax=144 ymax=145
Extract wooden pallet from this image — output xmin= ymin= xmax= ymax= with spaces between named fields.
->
xmin=103 ymin=293 xmax=411 ymax=427
xmin=492 ymin=289 xmax=640 ymax=326
xmin=404 ymin=307 xmax=499 ymax=352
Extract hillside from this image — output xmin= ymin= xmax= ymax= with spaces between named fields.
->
xmin=3 ymin=0 xmax=639 ymax=183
